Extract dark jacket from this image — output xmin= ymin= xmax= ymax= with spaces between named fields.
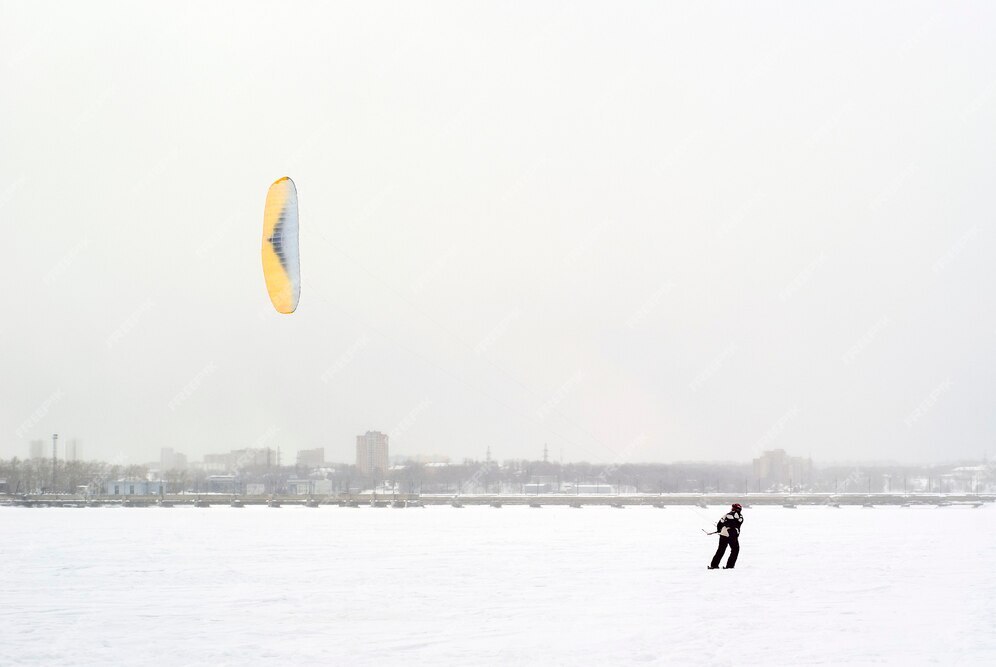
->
xmin=716 ymin=510 xmax=744 ymax=537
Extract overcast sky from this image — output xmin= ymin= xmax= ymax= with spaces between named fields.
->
xmin=2 ymin=1 xmax=994 ymax=465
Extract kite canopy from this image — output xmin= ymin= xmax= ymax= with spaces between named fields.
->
xmin=261 ymin=177 xmax=300 ymax=314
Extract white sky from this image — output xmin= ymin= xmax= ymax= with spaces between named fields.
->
xmin=2 ymin=1 xmax=994 ymax=465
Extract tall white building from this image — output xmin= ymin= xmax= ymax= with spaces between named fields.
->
xmin=356 ymin=431 xmax=389 ymax=478
xmin=161 ymin=447 xmax=188 ymax=472
xmin=65 ymin=439 xmax=82 ymax=462
xmin=752 ymin=449 xmax=812 ymax=488
xmin=29 ymin=440 xmax=45 ymax=459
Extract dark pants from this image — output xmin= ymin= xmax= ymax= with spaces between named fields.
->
xmin=710 ymin=532 xmax=740 ymax=569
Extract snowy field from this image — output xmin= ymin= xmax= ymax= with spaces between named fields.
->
xmin=2 ymin=504 xmax=994 ymax=666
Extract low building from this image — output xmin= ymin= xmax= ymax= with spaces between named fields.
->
xmin=286 ymin=479 xmax=313 ymax=495
xmin=312 ymin=479 xmax=334 ymax=495
xmin=105 ymin=479 xmax=164 ymax=496
xmin=206 ymin=475 xmax=237 ymax=493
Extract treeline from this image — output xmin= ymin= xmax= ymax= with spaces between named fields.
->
xmin=395 ymin=460 xmax=756 ymax=494
xmin=364 ymin=459 xmax=991 ymax=494
xmin=0 ymin=458 xmax=149 ymax=495
xmin=0 ymin=458 xmax=339 ymax=495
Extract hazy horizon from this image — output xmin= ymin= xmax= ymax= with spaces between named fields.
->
xmin=5 ymin=437 xmax=993 ymax=469
xmin=3 ymin=2 xmax=995 ymax=466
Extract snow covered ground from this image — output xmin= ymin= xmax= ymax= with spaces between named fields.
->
xmin=2 ymin=503 xmax=993 ymax=665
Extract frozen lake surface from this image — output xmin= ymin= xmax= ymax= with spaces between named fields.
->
xmin=2 ymin=504 xmax=994 ymax=665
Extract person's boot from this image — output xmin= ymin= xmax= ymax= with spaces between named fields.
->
xmin=707 ymin=565 xmax=719 ymax=569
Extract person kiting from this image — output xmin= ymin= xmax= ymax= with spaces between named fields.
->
xmin=708 ymin=503 xmax=744 ymax=570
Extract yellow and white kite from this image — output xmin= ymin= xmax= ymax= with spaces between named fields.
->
xmin=261 ymin=177 xmax=300 ymax=314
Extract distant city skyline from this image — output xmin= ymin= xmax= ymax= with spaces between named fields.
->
xmin=2 ymin=444 xmax=990 ymax=498
xmin=9 ymin=436 xmax=990 ymax=469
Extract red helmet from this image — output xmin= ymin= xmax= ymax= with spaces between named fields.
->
xmin=731 ymin=503 xmax=742 ymax=511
